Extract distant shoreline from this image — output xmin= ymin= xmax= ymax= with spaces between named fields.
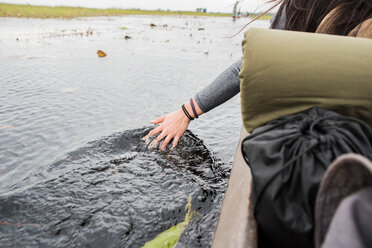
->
xmin=0 ymin=3 xmax=272 ymax=19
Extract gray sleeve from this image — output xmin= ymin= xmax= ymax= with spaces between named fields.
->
xmin=194 ymin=59 xmax=241 ymax=113
xmin=194 ymin=10 xmax=286 ymax=113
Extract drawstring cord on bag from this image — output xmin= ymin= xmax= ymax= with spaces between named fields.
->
xmin=242 ymin=111 xmax=372 ymax=210
xmin=252 ymin=140 xmax=319 ymax=209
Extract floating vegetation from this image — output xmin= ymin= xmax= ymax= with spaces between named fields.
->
xmin=0 ymin=4 xmax=231 ymax=18
xmin=0 ymin=221 xmax=42 ymax=228
xmin=0 ymin=125 xmax=14 ymax=130
xmin=97 ymin=50 xmax=107 ymax=57
xmin=142 ymin=196 xmax=195 ymax=248
xmin=85 ymin=28 xmax=93 ymax=36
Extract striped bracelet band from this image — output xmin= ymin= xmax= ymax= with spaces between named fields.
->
xmin=182 ymin=104 xmax=194 ymax=120
xmin=190 ymin=98 xmax=199 ymax=119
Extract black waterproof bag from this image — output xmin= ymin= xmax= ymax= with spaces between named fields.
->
xmin=241 ymin=107 xmax=372 ymax=248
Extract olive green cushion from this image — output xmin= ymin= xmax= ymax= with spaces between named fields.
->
xmin=239 ymin=28 xmax=372 ymax=133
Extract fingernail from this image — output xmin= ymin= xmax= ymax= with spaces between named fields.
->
xmin=142 ymin=136 xmax=150 ymax=145
xmin=158 ymin=141 xmax=164 ymax=151
xmin=148 ymin=140 xmax=159 ymax=149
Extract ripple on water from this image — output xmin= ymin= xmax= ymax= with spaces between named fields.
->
xmin=0 ymin=127 xmax=229 ymax=247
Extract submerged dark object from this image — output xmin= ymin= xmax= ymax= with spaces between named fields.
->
xmin=242 ymin=107 xmax=372 ymax=248
xmin=0 ymin=127 xmax=227 ymax=248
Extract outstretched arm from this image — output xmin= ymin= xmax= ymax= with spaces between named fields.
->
xmin=146 ymin=60 xmax=241 ymax=150
xmin=147 ymin=98 xmax=203 ymax=150
xmin=145 ymin=7 xmax=287 ymax=150
xmin=194 ymin=59 xmax=241 ymax=113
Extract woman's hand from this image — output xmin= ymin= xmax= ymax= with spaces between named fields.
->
xmin=146 ymin=109 xmax=191 ymax=150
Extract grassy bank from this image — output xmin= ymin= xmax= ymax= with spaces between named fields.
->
xmin=249 ymin=14 xmax=272 ymax=20
xmin=0 ymin=3 xmax=273 ymax=19
xmin=0 ymin=3 xmax=231 ymax=18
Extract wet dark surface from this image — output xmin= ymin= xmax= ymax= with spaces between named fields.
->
xmin=0 ymin=128 xmax=229 ymax=247
xmin=0 ymin=16 xmax=269 ymax=247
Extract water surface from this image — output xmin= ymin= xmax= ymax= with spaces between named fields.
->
xmin=0 ymin=15 xmax=269 ymax=247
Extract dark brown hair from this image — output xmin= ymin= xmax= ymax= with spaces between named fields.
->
xmin=271 ymin=0 xmax=372 ymax=35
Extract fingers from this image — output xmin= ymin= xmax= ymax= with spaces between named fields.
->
xmin=160 ymin=135 xmax=173 ymax=151
xmin=151 ymin=115 xmax=166 ymax=124
xmin=146 ymin=133 xmax=180 ymax=151
xmin=156 ymin=131 xmax=167 ymax=142
xmin=147 ymin=125 xmax=162 ymax=138
xmin=141 ymin=135 xmax=150 ymax=145
xmin=171 ymin=135 xmax=181 ymax=150
xmin=145 ymin=132 xmax=181 ymax=151
xmin=148 ymin=139 xmax=159 ymax=150
xmin=145 ymin=110 xmax=189 ymax=151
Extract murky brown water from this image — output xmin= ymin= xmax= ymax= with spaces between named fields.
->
xmin=0 ymin=16 xmax=269 ymax=247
